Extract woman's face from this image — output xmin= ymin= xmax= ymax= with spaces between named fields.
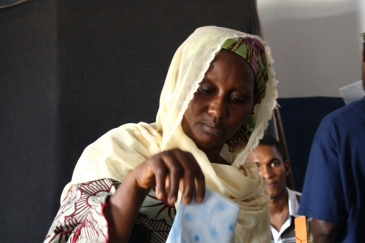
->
xmin=182 ymin=49 xmax=257 ymax=152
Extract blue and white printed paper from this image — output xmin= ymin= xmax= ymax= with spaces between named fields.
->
xmin=166 ymin=189 xmax=239 ymax=243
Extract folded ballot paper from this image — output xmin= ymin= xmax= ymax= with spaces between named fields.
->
xmin=166 ymin=189 xmax=239 ymax=243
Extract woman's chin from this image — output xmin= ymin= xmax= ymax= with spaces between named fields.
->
xmin=194 ymin=139 xmax=225 ymax=152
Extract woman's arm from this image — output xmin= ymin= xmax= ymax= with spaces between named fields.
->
xmin=45 ymin=149 xmax=205 ymax=243
xmin=104 ymin=171 xmax=149 ymax=242
xmin=44 ymin=179 xmax=115 ymax=243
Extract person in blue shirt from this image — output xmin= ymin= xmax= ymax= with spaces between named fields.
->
xmin=298 ymin=37 xmax=365 ymax=242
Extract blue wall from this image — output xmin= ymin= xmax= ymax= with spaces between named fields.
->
xmin=278 ymin=97 xmax=345 ymax=191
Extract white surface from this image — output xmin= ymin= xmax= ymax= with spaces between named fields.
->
xmin=339 ymin=80 xmax=365 ymax=105
xmin=258 ymin=0 xmax=364 ymax=98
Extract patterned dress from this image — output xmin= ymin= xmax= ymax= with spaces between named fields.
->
xmin=44 ymin=178 xmax=176 ymax=243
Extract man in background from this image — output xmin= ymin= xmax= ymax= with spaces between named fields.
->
xmin=298 ymin=34 xmax=365 ymax=242
xmin=248 ymin=136 xmax=301 ymax=243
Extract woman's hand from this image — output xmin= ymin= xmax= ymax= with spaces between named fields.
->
xmin=132 ymin=148 xmax=206 ymax=205
xmin=106 ymin=149 xmax=205 ymax=243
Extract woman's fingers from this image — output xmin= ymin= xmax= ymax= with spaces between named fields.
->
xmin=187 ymin=152 xmax=205 ymax=203
xmin=153 ymin=159 xmax=168 ymax=200
xmin=153 ymin=150 xmax=182 ymax=204
xmin=168 ymin=149 xmax=205 ymax=204
xmin=165 ymin=151 xmax=183 ymax=204
xmin=134 ymin=149 xmax=205 ymax=205
xmin=175 ymin=150 xmax=198 ymax=204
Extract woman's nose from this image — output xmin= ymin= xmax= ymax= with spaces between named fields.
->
xmin=208 ymin=95 xmax=228 ymax=119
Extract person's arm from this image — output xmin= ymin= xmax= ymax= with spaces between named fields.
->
xmin=311 ymin=218 xmax=340 ymax=243
xmin=45 ymin=149 xmax=205 ymax=243
xmin=44 ymin=179 xmax=115 ymax=243
xmin=103 ymin=171 xmax=149 ymax=242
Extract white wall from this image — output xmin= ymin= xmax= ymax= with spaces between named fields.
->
xmin=258 ymin=0 xmax=364 ymax=98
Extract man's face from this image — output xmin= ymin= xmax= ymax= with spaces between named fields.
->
xmin=247 ymin=145 xmax=290 ymax=199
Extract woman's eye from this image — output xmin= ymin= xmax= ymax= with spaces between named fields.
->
xmin=198 ymin=87 xmax=209 ymax=94
xmin=231 ymin=94 xmax=245 ymax=103
xmin=198 ymin=84 xmax=214 ymax=94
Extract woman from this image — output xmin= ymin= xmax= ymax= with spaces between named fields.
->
xmin=45 ymin=26 xmax=278 ymax=243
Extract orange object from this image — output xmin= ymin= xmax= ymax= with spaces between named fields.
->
xmin=295 ymin=216 xmax=307 ymax=243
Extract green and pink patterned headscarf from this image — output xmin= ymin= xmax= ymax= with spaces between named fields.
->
xmin=222 ymin=37 xmax=269 ymax=152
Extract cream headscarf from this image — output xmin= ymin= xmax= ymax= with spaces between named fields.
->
xmin=62 ymin=26 xmax=278 ymax=242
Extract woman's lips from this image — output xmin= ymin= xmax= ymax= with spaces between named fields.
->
xmin=201 ymin=121 xmax=225 ymax=135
